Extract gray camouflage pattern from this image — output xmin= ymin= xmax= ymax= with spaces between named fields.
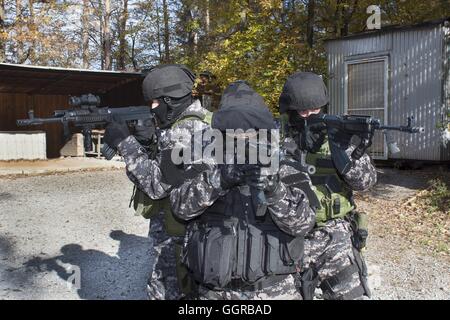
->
xmin=169 ymin=162 xmax=315 ymax=237
xmin=286 ymin=130 xmax=374 ymax=300
xmin=341 ymin=145 xmax=377 ymax=191
xmin=117 ymin=100 xmax=209 ymax=300
xmin=146 ymin=212 xmax=184 ymax=300
xmin=167 ymin=128 xmax=315 ymax=298
xmin=117 ymin=100 xmax=210 ymax=200
xmin=197 ymin=275 xmax=302 ymax=300
xmin=303 ymin=218 xmax=368 ymax=300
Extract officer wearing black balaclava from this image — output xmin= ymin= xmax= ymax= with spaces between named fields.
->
xmin=168 ymin=81 xmax=316 ymax=300
xmin=279 ymin=71 xmax=377 ymax=300
xmin=103 ymin=64 xmax=213 ymax=300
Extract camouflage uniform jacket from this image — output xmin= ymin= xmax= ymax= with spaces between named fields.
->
xmin=116 ymin=99 xmax=210 ymax=300
xmin=283 ymin=131 xmax=375 ymax=300
xmin=117 ymin=99 xmax=210 ymax=199
xmin=283 ymin=135 xmax=377 ymax=192
xmin=169 ymin=154 xmax=316 ymax=238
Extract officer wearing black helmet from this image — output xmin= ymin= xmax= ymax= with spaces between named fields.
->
xmin=279 ymin=72 xmax=377 ymax=300
xmin=168 ymin=81 xmax=316 ymax=299
xmin=103 ymin=64 xmax=213 ymax=300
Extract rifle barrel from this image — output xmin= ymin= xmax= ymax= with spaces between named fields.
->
xmin=16 ymin=117 xmax=63 ymax=126
xmin=378 ymin=124 xmax=424 ymax=133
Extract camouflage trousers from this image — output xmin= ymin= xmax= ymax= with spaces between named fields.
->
xmin=197 ymin=275 xmax=302 ymax=300
xmin=146 ymin=213 xmax=183 ymax=300
xmin=302 ymin=218 xmax=370 ymax=300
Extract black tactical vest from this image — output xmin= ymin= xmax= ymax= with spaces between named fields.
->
xmin=182 ymin=186 xmax=303 ymax=290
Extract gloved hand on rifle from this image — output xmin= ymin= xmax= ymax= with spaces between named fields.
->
xmin=327 ymin=127 xmax=354 ymax=150
xmin=328 ymin=127 xmax=374 ymax=161
xmin=220 ymin=164 xmax=246 ymax=190
xmin=241 ymin=165 xmax=281 ymax=197
xmin=103 ymin=120 xmax=130 ymax=149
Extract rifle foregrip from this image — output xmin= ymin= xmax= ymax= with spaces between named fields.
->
xmin=101 ymin=143 xmax=117 ymax=160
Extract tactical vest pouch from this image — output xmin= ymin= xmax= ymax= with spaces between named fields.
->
xmin=164 ymin=206 xmax=186 ymax=237
xmin=183 ymin=219 xmax=237 ymax=289
xmin=131 ymin=187 xmax=186 ymax=236
xmin=132 ymin=187 xmax=163 ymax=219
xmin=240 ymin=224 xmax=302 ymax=283
xmin=242 ymin=225 xmax=267 ymax=282
xmin=314 ymin=185 xmax=355 ymax=226
xmin=265 ymin=231 xmax=302 ymax=275
xmin=348 ymin=211 xmax=369 ymax=251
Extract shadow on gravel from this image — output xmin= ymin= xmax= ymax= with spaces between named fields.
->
xmin=364 ymin=169 xmax=433 ymax=200
xmin=0 ymin=193 xmax=13 ymax=200
xmin=0 ymin=234 xmax=38 ymax=296
xmin=23 ymin=230 xmax=153 ymax=300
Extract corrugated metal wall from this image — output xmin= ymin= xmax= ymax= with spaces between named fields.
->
xmin=326 ymin=23 xmax=449 ymax=161
xmin=444 ymin=24 xmax=450 ymax=160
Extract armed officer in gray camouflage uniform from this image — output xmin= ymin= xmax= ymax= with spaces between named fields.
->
xmin=103 ymin=64 xmax=212 ymax=300
xmin=279 ymin=72 xmax=377 ymax=300
xmin=168 ymin=81 xmax=316 ymax=299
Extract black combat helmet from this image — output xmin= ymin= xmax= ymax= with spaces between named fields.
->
xmin=142 ymin=64 xmax=196 ymax=102
xmin=212 ymin=80 xmax=275 ymax=131
xmin=279 ymin=72 xmax=329 ymax=113
xmin=142 ymin=64 xmax=196 ymax=128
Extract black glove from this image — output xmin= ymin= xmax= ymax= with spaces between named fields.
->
xmin=242 ymin=165 xmax=280 ymax=195
xmin=134 ymin=118 xmax=156 ymax=146
xmin=103 ymin=121 xmax=130 ymax=149
xmin=327 ymin=127 xmax=353 ymax=150
xmin=241 ymin=165 xmax=264 ymax=189
xmin=220 ymin=165 xmax=245 ymax=189
xmin=264 ymin=174 xmax=281 ymax=196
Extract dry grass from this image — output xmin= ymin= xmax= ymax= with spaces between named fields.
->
xmin=356 ymin=177 xmax=450 ymax=256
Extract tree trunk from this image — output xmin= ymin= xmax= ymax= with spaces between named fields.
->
xmin=0 ymin=0 xmax=5 ymax=62
xmin=82 ymin=0 xmax=90 ymax=69
xmin=334 ymin=0 xmax=342 ymax=37
xmin=162 ymin=0 xmax=170 ymax=63
xmin=155 ymin=0 xmax=163 ymax=63
xmin=205 ymin=0 xmax=210 ymax=35
xmin=103 ymin=0 xmax=112 ymax=70
xmin=16 ymin=0 xmax=23 ymax=62
xmin=27 ymin=0 xmax=34 ymax=63
xmin=192 ymin=4 xmax=198 ymax=54
xmin=98 ymin=2 xmax=104 ymax=70
xmin=117 ymin=0 xmax=128 ymax=70
xmin=130 ymin=35 xmax=138 ymax=70
xmin=306 ymin=0 xmax=315 ymax=48
xmin=341 ymin=0 xmax=358 ymax=37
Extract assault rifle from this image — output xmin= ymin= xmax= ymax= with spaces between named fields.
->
xmin=16 ymin=94 xmax=154 ymax=160
xmin=308 ymin=114 xmax=424 ymax=174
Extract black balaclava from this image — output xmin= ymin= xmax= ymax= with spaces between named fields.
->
xmin=289 ymin=111 xmax=327 ymax=153
xmin=152 ymin=94 xmax=193 ymax=129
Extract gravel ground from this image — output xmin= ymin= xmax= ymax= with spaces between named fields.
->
xmin=360 ymin=167 xmax=450 ymax=300
xmin=0 ymin=169 xmax=448 ymax=300
xmin=0 ymin=171 xmax=151 ymax=300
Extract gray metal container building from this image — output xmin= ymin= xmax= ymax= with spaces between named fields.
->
xmin=325 ymin=19 xmax=449 ymax=162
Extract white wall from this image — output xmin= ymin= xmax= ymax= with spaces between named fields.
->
xmin=0 ymin=131 xmax=47 ymax=160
